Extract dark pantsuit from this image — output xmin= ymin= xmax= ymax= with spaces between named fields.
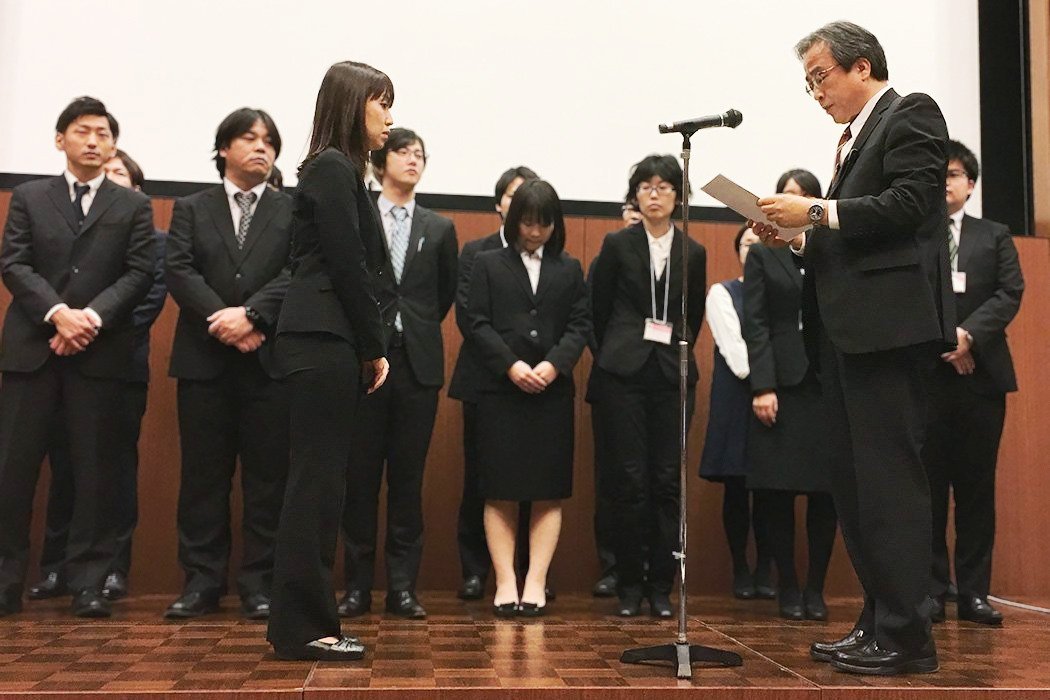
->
xmin=176 ymin=354 xmax=288 ymax=598
xmin=818 ymin=332 xmax=934 ymax=653
xmin=591 ymin=403 xmax=617 ymax=578
xmin=456 ymin=401 xmax=488 ymax=580
xmin=268 ymin=334 xmax=360 ymax=652
xmin=924 ymin=370 xmax=1005 ymax=599
xmin=0 ymin=361 xmax=125 ymax=596
xmin=343 ymin=345 xmax=438 ymax=592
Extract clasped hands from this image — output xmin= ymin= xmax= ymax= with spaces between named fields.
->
xmin=507 ymin=360 xmax=558 ymax=394
xmin=942 ymin=327 xmax=975 ymax=376
xmin=207 ymin=306 xmax=264 ymax=353
xmin=49 ymin=307 xmax=99 ymax=356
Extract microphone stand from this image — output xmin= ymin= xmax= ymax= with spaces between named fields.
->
xmin=619 ymin=130 xmax=743 ymax=678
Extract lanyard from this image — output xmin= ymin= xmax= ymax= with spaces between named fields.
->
xmin=649 ymin=253 xmax=671 ymax=323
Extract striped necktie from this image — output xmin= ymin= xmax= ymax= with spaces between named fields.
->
xmin=947 ymin=217 xmax=959 ymax=271
xmin=389 ymin=206 xmax=410 ymax=331
xmin=233 ymin=191 xmax=257 ymax=248
xmin=833 ymin=125 xmax=852 ymax=179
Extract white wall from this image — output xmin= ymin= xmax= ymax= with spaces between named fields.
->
xmin=0 ymin=0 xmax=982 ymax=211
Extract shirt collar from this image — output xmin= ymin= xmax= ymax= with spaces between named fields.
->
xmin=64 ymin=169 xmax=106 ymax=196
xmin=847 ymin=85 xmax=893 ymax=141
xmin=644 ymin=225 xmax=675 ymax=249
xmin=521 ymin=244 xmax=544 ymax=260
xmin=378 ymin=194 xmax=415 ymax=218
xmin=949 ymin=209 xmax=965 ymax=230
xmin=499 ymin=224 xmax=508 ymax=248
xmin=223 ymin=177 xmax=267 ymax=202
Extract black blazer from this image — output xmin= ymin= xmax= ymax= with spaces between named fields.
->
xmin=129 ymin=230 xmax=169 ymax=383
xmin=954 ymin=215 xmax=1024 ymax=395
xmin=165 ymin=184 xmax=293 ymax=380
xmin=276 ymin=148 xmax=386 ymax=363
xmin=0 ymin=175 xmax=155 ymax=379
xmin=447 ymin=231 xmax=504 ymax=402
xmin=466 ymin=246 xmax=590 ymax=396
xmin=806 ymin=89 xmax=955 ymax=355
xmin=742 ymin=243 xmax=808 ymax=393
xmin=589 ymin=224 xmax=707 ymax=385
xmin=372 ymin=204 xmax=458 ymax=387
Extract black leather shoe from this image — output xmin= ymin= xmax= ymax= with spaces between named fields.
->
xmin=337 ymin=590 xmax=371 ymax=617
xmin=803 ymin=589 xmax=828 ymax=621
xmin=617 ymin=594 xmax=643 ymax=617
xmin=753 ymin=564 xmax=776 ymax=599
xmin=164 ymin=591 xmax=219 ymax=619
xmin=458 ymin=575 xmax=484 ymax=600
xmin=946 ymin=581 xmax=959 ymax=602
xmin=649 ymin=592 xmax=673 ymax=618
xmin=493 ymin=602 xmax=519 ymax=618
xmin=592 ymin=574 xmax=617 ymax=598
xmin=28 ymin=572 xmax=67 ymax=600
xmin=831 ymin=639 xmax=938 ymax=675
xmin=242 ymin=593 xmax=271 ymax=620
xmin=275 ymin=635 xmax=365 ymax=661
xmin=958 ymin=595 xmax=1003 ymax=626
xmin=72 ymin=589 xmax=111 ymax=618
xmin=810 ymin=627 xmax=871 ymax=662
xmin=930 ymin=594 xmax=946 ymax=623
xmin=733 ymin=570 xmax=757 ymax=600
xmin=779 ymin=588 xmax=804 ymax=621
xmin=101 ymin=572 xmax=128 ymax=601
xmin=518 ymin=601 xmax=547 ymax=617
xmin=385 ymin=590 xmax=426 ymax=619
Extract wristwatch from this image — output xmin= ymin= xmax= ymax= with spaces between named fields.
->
xmin=244 ymin=306 xmax=262 ymax=327
xmin=807 ymin=202 xmax=825 ymax=224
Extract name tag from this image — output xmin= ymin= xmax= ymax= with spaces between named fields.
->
xmin=952 ymin=271 xmax=967 ymax=294
xmin=643 ymin=318 xmax=674 ymax=345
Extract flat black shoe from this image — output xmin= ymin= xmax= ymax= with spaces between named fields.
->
xmin=337 ymin=590 xmax=371 ymax=618
xmin=958 ymin=595 xmax=1003 ymax=626
xmin=385 ymin=590 xmax=426 ymax=619
xmin=803 ymin=589 xmax=828 ymax=621
xmin=28 ymin=572 xmax=67 ymax=600
xmin=930 ymin=594 xmax=946 ymax=623
xmin=72 ymin=589 xmax=111 ymax=618
xmin=493 ymin=602 xmax=519 ymax=618
xmin=779 ymin=588 xmax=804 ymax=621
xmin=733 ymin=570 xmax=757 ymax=600
xmin=545 ymin=586 xmax=556 ymax=602
xmin=592 ymin=574 xmax=617 ymax=598
xmin=101 ymin=572 xmax=128 ymax=601
xmin=164 ymin=591 xmax=219 ymax=619
xmin=242 ymin=593 xmax=271 ymax=620
xmin=753 ymin=563 xmax=776 ymax=599
xmin=617 ymin=594 xmax=643 ymax=617
xmin=810 ymin=627 xmax=871 ymax=662
xmin=831 ymin=639 xmax=938 ymax=676
xmin=518 ymin=601 xmax=546 ymax=617
xmin=458 ymin=575 xmax=484 ymax=600
xmin=649 ymin=592 xmax=673 ymax=618
xmin=0 ymin=591 xmax=23 ymax=617
xmin=275 ymin=636 xmax=365 ymax=661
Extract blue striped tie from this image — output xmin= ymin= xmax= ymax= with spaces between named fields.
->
xmin=390 ymin=206 xmax=410 ymax=331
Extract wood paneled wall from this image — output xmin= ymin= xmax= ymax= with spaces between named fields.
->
xmin=1 ymin=190 xmax=1047 ymax=601
xmin=1031 ymin=0 xmax=1050 ymax=238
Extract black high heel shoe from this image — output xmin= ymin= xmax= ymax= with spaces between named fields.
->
xmin=493 ymin=602 xmax=519 ymax=618
xmin=518 ymin=602 xmax=546 ymax=617
xmin=275 ymin=636 xmax=365 ymax=661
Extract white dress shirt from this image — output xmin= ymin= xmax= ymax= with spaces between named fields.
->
xmin=223 ymin=178 xmax=267 ymax=233
xmin=705 ymin=283 xmax=750 ymax=379
xmin=45 ymin=171 xmax=109 ymax=326
xmin=377 ymin=194 xmax=417 ymax=247
xmin=521 ymin=245 xmax=543 ymax=294
xmin=645 ymin=225 xmax=674 ymax=280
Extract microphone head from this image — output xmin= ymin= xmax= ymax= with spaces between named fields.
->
xmin=724 ymin=109 xmax=743 ymax=128
xmin=658 ymin=122 xmax=674 ymax=134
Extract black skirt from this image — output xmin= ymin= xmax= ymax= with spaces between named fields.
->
xmin=477 ymin=390 xmax=574 ymax=501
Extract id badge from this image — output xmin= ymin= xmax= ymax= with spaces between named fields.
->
xmin=643 ymin=318 xmax=674 ymax=345
xmin=952 ymin=271 xmax=967 ymax=293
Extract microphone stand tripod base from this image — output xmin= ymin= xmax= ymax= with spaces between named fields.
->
xmin=620 ymin=640 xmax=743 ymax=679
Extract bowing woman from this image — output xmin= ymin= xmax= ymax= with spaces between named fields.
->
xmin=466 ymin=180 xmax=590 ymax=617
xmin=589 ymin=154 xmax=707 ymax=618
xmin=267 ymin=61 xmax=393 ymax=661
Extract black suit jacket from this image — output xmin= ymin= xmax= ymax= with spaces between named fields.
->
xmin=165 ymin=184 xmax=293 ymax=380
xmin=447 ymin=231 xmax=504 ymax=402
xmin=805 ymin=89 xmax=955 ymax=355
xmin=466 ymin=246 xmax=590 ymax=396
xmin=589 ymin=224 xmax=707 ymax=385
xmin=276 ymin=148 xmax=386 ymax=363
xmin=373 ymin=204 xmax=457 ymax=386
xmin=953 ymin=215 xmax=1024 ymax=395
xmin=0 ymin=175 xmax=155 ymax=379
xmin=129 ymin=230 xmax=168 ymax=383
xmin=742 ymin=243 xmax=808 ymax=393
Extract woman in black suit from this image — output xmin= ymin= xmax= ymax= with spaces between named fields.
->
xmin=467 ymin=180 xmax=590 ymax=617
xmin=266 ymin=61 xmax=393 ymax=661
xmin=743 ymin=169 xmax=837 ymax=621
xmin=589 ymin=155 xmax=707 ymax=617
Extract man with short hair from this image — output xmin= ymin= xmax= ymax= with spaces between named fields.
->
xmin=164 ymin=108 xmax=293 ymax=620
xmin=338 ymin=128 xmax=458 ymax=619
xmin=924 ymin=139 xmax=1023 ymax=627
xmin=756 ymin=21 xmax=954 ymax=674
xmin=0 ymin=96 xmax=155 ymax=618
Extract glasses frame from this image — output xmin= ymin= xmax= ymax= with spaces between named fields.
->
xmin=805 ymin=64 xmax=841 ymax=96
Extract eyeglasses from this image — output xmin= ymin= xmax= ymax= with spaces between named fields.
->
xmin=805 ymin=65 xmax=841 ymax=95
xmin=947 ymin=169 xmax=971 ymax=181
xmin=394 ymin=147 xmax=426 ymax=161
xmin=636 ymin=182 xmax=675 ymax=196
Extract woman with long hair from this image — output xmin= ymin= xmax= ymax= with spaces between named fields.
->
xmin=266 ymin=61 xmax=393 ymax=661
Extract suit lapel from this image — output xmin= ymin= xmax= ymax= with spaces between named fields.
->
xmin=958 ymin=214 xmax=979 ymax=272
xmin=500 ymin=246 xmax=535 ymax=301
xmin=828 ymin=89 xmax=900 ymax=198
xmin=205 ymin=187 xmax=242 ymax=262
xmin=46 ymin=176 xmax=79 ymax=234
xmin=534 ymin=253 xmax=555 ymax=304
xmin=79 ymin=178 xmax=118 ymax=235
xmin=402 ymin=206 xmax=426 ymax=278
xmin=237 ymin=188 xmax=277 ymax=262
xmin=668 ymin=229 xmax=683 ymax=301
xmin=772 ymin=246 xmax=803 ymax=290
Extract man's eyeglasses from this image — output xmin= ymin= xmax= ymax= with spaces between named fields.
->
xmin=394 ymin=148 xmax=426 ymax=161
xmin=805 ymin=65 xmax=841 ymax=95
xmin=947 ymin=169 xmax=971 ymax=181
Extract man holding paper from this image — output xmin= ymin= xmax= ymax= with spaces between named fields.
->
xmin=750 ymin=21 xmax=954 ymax=676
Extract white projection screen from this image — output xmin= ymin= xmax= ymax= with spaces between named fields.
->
xmin=0 ymin=0 xmax=982 ymax=212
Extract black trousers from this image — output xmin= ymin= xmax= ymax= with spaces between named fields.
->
xmin=268 ymin=334 xmax=360 ymax=652
xmin=591 ymin=398 xmax=617 ymax=578
xmin=39 ymin=382 xmax=147 ymax=578
xmin=594 ymin=356 xmax=693 ymax=598
xmin=754 ymin=489 xmax=837 ymax=594
xmin=923 ymin=368 xmax=1005 ymax=599
xmin=0 ymin=361 xmax=125 ymax=597
xmin=818 ymin=331 xmax=934 ymax=654
xmin=342 ymin=346 xmax=438 ymax=592
xmin=175 ymin=354 xmax=288 ymax=599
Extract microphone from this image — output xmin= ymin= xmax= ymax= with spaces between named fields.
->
xmin=658 ymin=109 xmax=743 ymax=134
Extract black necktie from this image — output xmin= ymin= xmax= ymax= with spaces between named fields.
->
xmin=72 ymin=183 xmax=90 ymax=226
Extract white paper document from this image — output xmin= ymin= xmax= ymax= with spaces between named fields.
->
xmin=700 ymin=174 xmax=807 ymax=241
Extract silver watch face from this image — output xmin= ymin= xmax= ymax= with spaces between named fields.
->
xmin=808 ymin=204 xmax=824 ymax=222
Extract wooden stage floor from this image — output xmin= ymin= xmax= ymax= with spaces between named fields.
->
xmin=1 ymin=593 xmax=1048 ymax=698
